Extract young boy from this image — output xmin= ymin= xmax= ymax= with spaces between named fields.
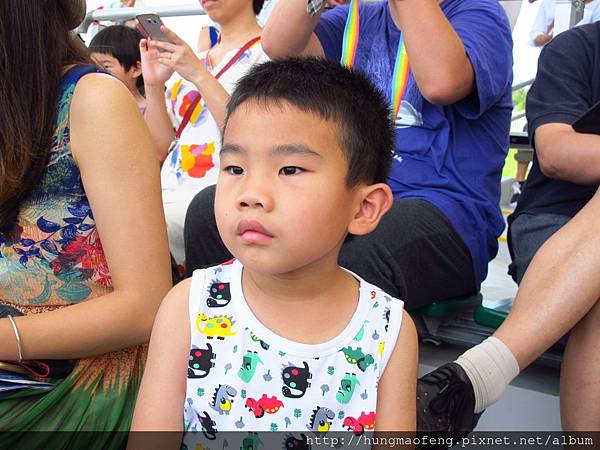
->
xmin=89 ymin=25 xmax=146 ymax=112
xmin=130 ymin=57 xmax=417 ymax=444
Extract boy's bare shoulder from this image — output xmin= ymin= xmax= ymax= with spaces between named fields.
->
xmin=398 ymin=310 xmax=417 ymax=348
xmin=159 ymin=278 xmax=193 ymax=316
xmin=386 ymin=309 xmax=418 ymax=369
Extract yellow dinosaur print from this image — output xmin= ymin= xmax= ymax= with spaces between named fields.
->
xmin=196 ymin=313 xmax=237 ymax=340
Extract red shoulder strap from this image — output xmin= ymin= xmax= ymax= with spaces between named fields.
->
xmin=175 ymin=36 xmax=261 ymax=139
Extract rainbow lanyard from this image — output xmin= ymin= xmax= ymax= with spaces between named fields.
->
xmin=340 ymin=0 xmax=410 ymax=119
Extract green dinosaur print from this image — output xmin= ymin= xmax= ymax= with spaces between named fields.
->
xmin=340 ymin=346 xmax=375 ymax=372
xmin=237 ymin=350 xmax=263 ymax=383
xmin=335 ymin=372 xmax=360 ymax=404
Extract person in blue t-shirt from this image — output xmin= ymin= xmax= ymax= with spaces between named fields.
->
xmin=420 ymin=22 xmax=600 ymax=437
xmin=183 ymin=0 xmax=511 ymax=432
xmin=186 ymin=0 xmax=512 ymax=308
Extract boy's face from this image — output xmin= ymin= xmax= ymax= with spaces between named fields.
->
xmin=91 ymin=52 xmax=139 ymax=91
xmin=215 ymin=100 xmax=363 ymax=276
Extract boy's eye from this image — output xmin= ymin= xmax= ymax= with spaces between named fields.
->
xmin=279 ymin=166 xmax=303 ymax=176
xmin=224 ymin=165 xmax=243 ymax=175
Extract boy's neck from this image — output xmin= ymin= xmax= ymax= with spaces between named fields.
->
xmin=241 ymin=259 xmax=362 ymax=344
xmin=241 ymin=259 xmax=357 ymax=306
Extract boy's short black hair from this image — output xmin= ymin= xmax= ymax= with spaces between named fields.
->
xmin=253 ymin=0 xmax=265 ymax=15
xmin=224 ymin=57 xmax=394 ymax=186
xmin=89 ymin=25 xmax=144 ymax=90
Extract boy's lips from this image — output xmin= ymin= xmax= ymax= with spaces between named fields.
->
xmin=201 ymin=0 xmax=217 ymax=8
xmin=237 ymin=219 xmax=274 ymax=243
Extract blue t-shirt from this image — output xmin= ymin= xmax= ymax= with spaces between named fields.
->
xmin=315 ymin=0 xmax=513 ymax=287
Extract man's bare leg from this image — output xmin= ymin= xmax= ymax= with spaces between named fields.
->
xmin=560 ymin=298 xmax=600 ymax=430
xmin=419 ymin=189 xmax=600 ymax=429
xmin=515 ymin=160 xmax=529 ymax=182
xmin=495 ymin=188 xmax=600 ymax=370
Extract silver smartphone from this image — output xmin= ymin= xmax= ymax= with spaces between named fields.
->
xmin=136 ymin=13 xmax=173 ymax=43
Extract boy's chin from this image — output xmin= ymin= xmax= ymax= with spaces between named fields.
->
xmin=238 ymin=254 xmax=339 ymax=279
xmin=235 ymin=253 xmax=297 ymax=277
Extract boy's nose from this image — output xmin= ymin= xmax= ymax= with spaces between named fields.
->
xmin=236 ymin=181 xmax=274 ymax=211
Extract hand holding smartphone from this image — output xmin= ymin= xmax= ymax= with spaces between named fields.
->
xmin=137 ymin=15 xmax=205 ymax=84
xmin=136 ymin=13 xmax=174 ymax=44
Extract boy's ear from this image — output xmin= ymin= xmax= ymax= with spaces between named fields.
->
xmin=348 ymin=183 xmax=394 ymax=236
xmin=129 ymin=61 xmax=143 ymax=79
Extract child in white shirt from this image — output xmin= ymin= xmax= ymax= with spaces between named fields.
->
xmin=130 ymin=57 xmax=417 ymax=447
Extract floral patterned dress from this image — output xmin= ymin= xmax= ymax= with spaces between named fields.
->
xmin=0 ymin=65 xmax=146 ymax=447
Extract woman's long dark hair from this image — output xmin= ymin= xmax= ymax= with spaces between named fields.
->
xmin=0 ymin=1 xmax=90 ymax=231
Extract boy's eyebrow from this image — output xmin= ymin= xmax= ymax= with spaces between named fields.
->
xmin=220 ymin=143 xmax=323 ymax=158
xmin=270 ymin=144 xmax=322 ymax=159
xmin=220 ymin=143 xmax=244 ymax=157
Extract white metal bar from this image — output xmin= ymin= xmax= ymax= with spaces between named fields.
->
xmin=512 ymin=79 xmax=534 ymax=92
xmin=77 ymin=4 xmax=206 ymax=33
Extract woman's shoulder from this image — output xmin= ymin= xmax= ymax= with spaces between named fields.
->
xmin=61 ymin=64 xmax=104 ymax=83
xmin=70 ymin=70 xmax=129 ymax=102
xmin=219 ymin=41 xmax=270 ymax=84
xmin=226 ymin=38 xmax=270 ymax=68
xmin=69 ymin=71 xmax=142 ymax=135
xmin=67 ymin=68 xmax=156 ymax=171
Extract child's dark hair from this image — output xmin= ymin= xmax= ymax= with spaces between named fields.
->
xmin=253 ymin=0 xmax=265 ymax=15
xmin=224 ymin=57 xmax=394 ymax=186
xmin=89 ymin=25 xmax=144 ymax=92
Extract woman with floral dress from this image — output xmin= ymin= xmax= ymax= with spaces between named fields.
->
xmin=0 ymin=1 xmax=171 ymax=446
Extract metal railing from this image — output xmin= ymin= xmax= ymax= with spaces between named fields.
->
xmin=77 ymin=4 xmax=206 ymax=33
xmin=512 ymin=78 xmax=534 ymax=92
xmin=511 ymin=79 xmax=534 ymax=122
xmin=77 ymin=3 xmax=539 ymax=124
xmin=511 ymin=111 xmax=527 ymax=122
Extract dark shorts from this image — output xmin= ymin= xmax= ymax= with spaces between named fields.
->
xmin=184 ymin=185 xmax=476 ymax=311
xmin=514 ymin=149 xmax=534 ymax=163
xmin=508 ymin=212 xmax=571 ymax=284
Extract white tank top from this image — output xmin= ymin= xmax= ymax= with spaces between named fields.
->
xmin=183 ymin=259 xmax=404 ymax=445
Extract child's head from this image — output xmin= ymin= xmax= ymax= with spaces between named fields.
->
xmin=89 ymin=25 xmax=144 ymax=94
xmin=215 ymin=57 xmax=394 ymax=275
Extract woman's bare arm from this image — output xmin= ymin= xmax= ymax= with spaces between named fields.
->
xmin=0 ymin=74 xmax=172 ymax=360
xmin=140 ymin=38 xmax=176 ymax=162
xmin=150 ymin=27 xmax=231 ymax=130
